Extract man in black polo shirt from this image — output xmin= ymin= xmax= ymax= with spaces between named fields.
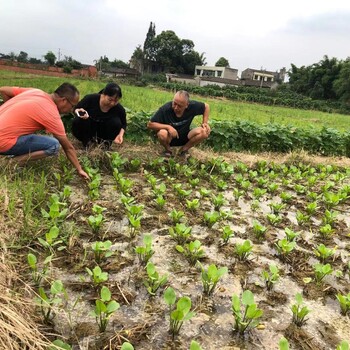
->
xmin=147 ymin=90 xmax=210 ymax=157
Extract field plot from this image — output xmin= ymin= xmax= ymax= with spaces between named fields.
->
xmin=14 ymin=149 xmax=350 ymax=350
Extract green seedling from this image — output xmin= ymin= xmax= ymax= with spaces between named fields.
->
xmin=323 ymin=191 xmax=341 ymax=209
xmin=49 ymin=339 xmax=72 ymax=350
xmin=91 ymin=240 xmax=113 ymax=263
xmin=109 ymin=151 xmax=128 ymax=170
xmin=314 ymin=244 xmax=335 ymax=263
xmin=336 ymin=340 xmax=349 ymax=350
xmin=129 ymin=158 xmax=141 ymax=171
xmin=121 ymin=343 xmax=134 ymax=350
xmin=252 ymin=220 xmax=267 ymax=241
xmin=143 ymin=262 xmax=168 ymax=296
xmin=118 ymin=177 xmax=134 ymax=195
xmin=296 ymin=210 xmax=310 ymax=225
xmin=319 ymin=224 xmax=335 ymax=238
xmin=169 ymin=223 xmax=192 ymax=245
xmin=240 ymin=180 xmax=251 ymax=192
xmin=219 ymin=208 xmax=233 ymax=220
xmin=41 ymin=193 xmax=68 ymax=224
xmin=199 ymin=263 xmax=228 ymax=296
xmin=291 ymin=293 xmax=310 ymax=327
xmin=120 ymin=194 xmax=136 ymax=207
xmin=279 ymin=336 xmax=290 ymax=350
xmin=38 ymin=225 xmax=64 ymax=251
xmin=313 ymin=263 xmax=333 ymax=284
xmin=152 ymin=183 xmax=166 ymax=197
xmin=189 ymin=177 xmax=200 ymax=188
xmin=215 ymin=179 xmax=228 ymax=191
xmin=88 ymin=174 xmax=101 ymax=200
xmin=266 ymin=182 xmax=279 ymax=194
xmin=322 ymin=209 xmax=338 ymax=227
xmin=269 ymin=202 xmax=285 ymax=214
xmin=36 ymin=279 xmax=65 ymax=324
xmin=284 ymin=227 xmax=300 ymax=242
xmin=135 ymin=234 xmax=154 ymax=265
xmin=154 ymin=195 xmax=166 ymax=209
xmin=27 ymin=253 xmax=52 ymax=287
xmin=203 ymin=211 xmax=221 ymax=228
xmin=92 ymin=204 xmax=107 ymax=215
xmin=275 ymin=239 xmax=296 ymax=259
xmin=307 ymin=191 xmax=318 ymax=201
xmin=252 ymin=188 xmax=267 ymax=199
xmin=199 ymin=187 xmax=212 ymax=198
xmin=305 ymin=201 xmax=319 ymax=215
xmin=212 ymin=193 xmax=226 ymax=210
xmin=221 ymin=225 xmax=234 ymax=244
xmin=231 ymin=290 xmax=263 ymax=334
xmin=163 ymin=287 xmax=195 ymax=340
xmin=261 ymin=264 xmax=280 ymax=290
xmin=232 ymin=188 xmax=244 ymax=200
xmin=86 ymin=266 xmax=109 ymax=285
xmin=168 ymin=209 xmax=185 ymax=224
xmin=190 ymin=340 xmax=203 ymax=350
xmin=280 ymin=192 xmax=293 ymax=203
xmin=126 ymin=204 xmax=144 ymax=238
xmin=336 ymin=292 xmax=350 ymax=316
xmin=88 ymin=214 xmax=104 ymax=234
xmin=145 ymin=173 xmax=158 ymax=189
xmin=185 ymin=198 xmax=200 ymax=212
xmin=307 ymin=175 xmax=317 ymax=187
xmin=294 ymin=184 xmax=306 ymax=194
xmin=59 ymin=185 xmax=72 ymax=202
xmin=250 ymin=199 xmax=260 ymax=211
xmin=235 ymin=240 xmax=253 ymax=261
xmin=267 ymin=213 xmax=283 ymax=226
xmin=92 ymin=286 xmax=120 ymax=332
xmin=176 ymin=240 xmax=205 ymax=265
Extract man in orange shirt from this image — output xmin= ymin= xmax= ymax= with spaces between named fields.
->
xmin=0 ymin=83 xmax=88 ymax=179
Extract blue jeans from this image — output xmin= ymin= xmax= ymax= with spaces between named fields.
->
xmin=0 ymin=134 xmax=60 ymax=156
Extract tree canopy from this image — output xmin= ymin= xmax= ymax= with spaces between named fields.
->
xmin=215 ymin=57 xmax=230 ymax=67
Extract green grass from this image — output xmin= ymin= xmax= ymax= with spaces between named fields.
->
xmin=1 ymin=70 xmax=349 ymax=131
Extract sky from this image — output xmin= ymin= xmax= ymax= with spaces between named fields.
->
xmin=1 ymin=0 xmax=350 ymax=76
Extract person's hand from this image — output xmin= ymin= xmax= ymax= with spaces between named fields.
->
xmin=75 ymin=108 xmax=89 ymax=119
xmin=78 ymin=169 xmax=90 ymax=180
xmin=202 ymin=122 xmax=211 ymax=136
xmin=114 ymin=134 xmax=123 ymax=144
xmin=167 ymin=125 xmax=179 ymax=139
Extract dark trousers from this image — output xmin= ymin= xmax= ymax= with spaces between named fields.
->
xmin=72 ymin=117 xmax=122 ymax=146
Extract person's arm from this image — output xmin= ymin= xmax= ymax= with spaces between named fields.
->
xmin=54 ymin=134 xmax=89 ymax=179
xmin=201 ymin=103 xmax=211 ymax=134
xmin=147 ymin=121 xmax=179 ymax=138
xmin=0 ymin=86 xmax=15 ymax=103
xmin=114 ymin=128 xmax=125 ymax=144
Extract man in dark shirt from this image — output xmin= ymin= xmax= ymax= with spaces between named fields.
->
xmin=147 ymin=90 xmax=210 ymax=157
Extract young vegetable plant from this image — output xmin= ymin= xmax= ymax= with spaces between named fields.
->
xmin=27 ymin=253 xmax=52 ymax=287
xmin=92 ymin=286 xmax=120 ymax=332
xmin=314 ymin=244 xmax=335 ymax=263
xmin=269 ymin=202 xmax=285 ymax=214
xmin=176 ymin=240 xmax=205 ymax=266
xmin=235 ymin=240 xmax=253 ymax=261
xmin=322 ymin=209 xmax=338 ymax=227
xmin=168 ymin=209 xmax=185 ymax=224
xmin=252 ymin=220 xmax=267 ymax=241
xmin=313 ymin=263 xmax=333 ymax=284
xmin=190 ymin=340 xmax=203 ymax=350
xmin=212 ymin=193 xmax=226 ymax=210
xmin=203 ymin=211 xmax=221 ymax=228
xmin=199 ymin=263 xmax=228 ymax=296
xmin=163 ymin=287 xmax=195 ymax=340
xmin=143 ymin=262 xmax=168 ymax=296
xmin=318 ymin=224 xmax=335 ymax=238
xmin=36 ymin=280 xmax=66 ymax=324
xmin=38 ymin=225 xmax=64 ymax=252
xmin=169 ymin=223 xmax=192 ymax=245
xmin=275 ymin=238 xmax=296 ymax=260
xmin=336 ymin=292 xmax=350 ymax=316
xmin=86 ymin=266 xmax=109 ymax=286
xmin=296 ymin=210 xmax=310 ymax=226
xmin=266 ymin=213 xmax=283 ymax=226
xmin=231 ymin=290 xmax=263 ymax=335
xmin=154 ymin=195 xmax=166 ymax=209
xmin=88 ymin=214 xmax=104 ymax=234
xmin=221 ymin=225 xmax=234 ymax=244
xmin=185 ymin=198 xmax=200 ymax=212
xmin=232 ymin=188 xmax=244 ymax=201
xmin=91 ymin=240 xmax=113 ymax=263
xmin=279 ymin=337 xmax=290 ymax=350
xmin=291 ymin=293 xmax=310 ymax=327
xmin=135 ymin=234 xmax=154 ymax=265
xmin=261 ymin=264 xmax=280 ymax=290
xmin=189 ymin=177 xmax=200 ymax=188
xmin=126 ymin=204 xmax=144 ymax=239
xmin=41 ymin=193 xmax=68 ymax=224
xmin=284 ymin=227 xmax=300 ymax=242
xmin=336 ymin=340 xmax=349 ymax=350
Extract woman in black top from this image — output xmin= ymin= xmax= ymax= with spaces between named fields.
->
xmin=72 ymin=83 xmax=126 ymax=148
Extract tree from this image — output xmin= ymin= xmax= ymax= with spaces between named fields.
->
xmin=215 ymin=57 xmax=230 ymax=67
xmin=131 ymin=45 xmax=144 ymax=60
xmin=143 ymin=22 xmax=156 ymax=61
xmin=29 ymin=57 xmax=42 ymax=64
xmin=334 ymin=58 xmax=350 ymax=103
xmin=17 ymin=51 xmax=28 ymax=63
xmin=111 ymin=59 xmax=129 ymax=68
xmin=44 ymin=51 xmax=56 ymax=66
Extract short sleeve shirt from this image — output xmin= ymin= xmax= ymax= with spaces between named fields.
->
xmin=0 ymin=87 xmax=65 ymax=152
xmin=151 ymin=100 xmax=205 ymax=136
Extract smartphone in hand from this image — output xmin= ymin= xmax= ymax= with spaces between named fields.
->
xmin=76 ymin=110 xmax=88 ymax=118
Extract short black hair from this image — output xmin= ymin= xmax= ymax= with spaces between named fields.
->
xmin=54 ymin=82 xmax=79 ymax=99
xmin=99 ymin=83 xmax=122 ymax=99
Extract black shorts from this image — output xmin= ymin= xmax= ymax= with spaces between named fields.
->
xmin=170 ymin=131 xmax=189 ymax=147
